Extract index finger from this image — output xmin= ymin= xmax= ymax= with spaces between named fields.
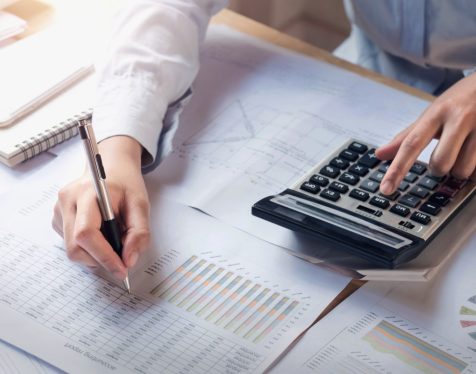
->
xmin=73 ymin=193 xmax=128 ymax=280
xmin=380 ymin=120 xmax=439 ymax=195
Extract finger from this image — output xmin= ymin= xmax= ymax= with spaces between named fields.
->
xmin=429 ymin=120 xmax=472 ymax=177
xmin=380 ymin=119 xmax=440 ymax=195
xmin=58 ymin=193 xmax=99 ymax=268
xmin=52 ymin=202 xmax=64 ymax=237
xmin=74 ymin=193 xmax=128 ymax=279
xmin=450 ymin=132 xmax=476 ymax=179
xmin=122 ymin=196 xmax=151 ymax=268
xmin=375 ymin=125 xmax=414 ymax=161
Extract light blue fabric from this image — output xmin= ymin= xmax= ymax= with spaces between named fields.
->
xmin=336 ymin=0 xmax=476 ymax=94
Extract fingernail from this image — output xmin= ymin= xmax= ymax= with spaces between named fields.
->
xmin=128 ymin=252 xmax=139 ymax=268
xmin=380 ymin=180 xmax=394 ymax=194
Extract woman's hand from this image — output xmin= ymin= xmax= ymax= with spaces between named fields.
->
xmin=377 ymin=73 xmax=476 ymax=195
xmin=52 ymin=136 xmax=150 ymax=281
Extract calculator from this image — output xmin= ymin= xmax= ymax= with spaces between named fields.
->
xmin=252 ymin=139 xmax=476 ymax=268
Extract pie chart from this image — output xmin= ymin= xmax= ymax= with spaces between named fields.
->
xmin=460 ymin=294 xmax=476 ymax=351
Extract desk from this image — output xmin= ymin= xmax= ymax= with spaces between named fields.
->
xmin=6 ymin=0 xmax=435 ymax=326
xmin=5 ymin=0 xmax=438 ymax=369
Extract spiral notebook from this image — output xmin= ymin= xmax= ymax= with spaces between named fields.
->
xmin=0 ymin=73 xmax=94 ymax=167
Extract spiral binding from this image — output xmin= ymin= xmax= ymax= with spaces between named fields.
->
xmin=14 ymin=109 xmax=93 ymax=162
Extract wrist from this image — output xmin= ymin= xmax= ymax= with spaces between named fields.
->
xmin=98 ymin=136 xmax=143 ymax=168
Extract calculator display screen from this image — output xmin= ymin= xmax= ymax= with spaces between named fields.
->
xmin=272 ymin=195 xmax=412 ymax=249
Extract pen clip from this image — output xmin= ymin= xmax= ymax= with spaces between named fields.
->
xmin=78 ymin=118 xmax=105 ymax=180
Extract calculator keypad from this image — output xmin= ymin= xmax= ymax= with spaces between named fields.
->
xmin=294 ymin=140 xmax=475 ymax=238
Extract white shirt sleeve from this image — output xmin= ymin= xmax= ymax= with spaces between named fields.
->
xmin=93 ymin=0 xmax=227 ymax=165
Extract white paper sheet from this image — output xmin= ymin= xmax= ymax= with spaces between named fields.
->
xmin=151 ymin=25 xmax=432 ymax=252
xmin=273 ymin=232 xmax=476 ymax=373
xmin=0 ymin=340 xmax=59 ymax=374
xmin=0 ymin=11 xmax=26 ymax=44
xmin=0 ymin=147 xmax=349 ymax=373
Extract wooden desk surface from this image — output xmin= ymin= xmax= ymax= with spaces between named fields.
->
xmin=7 ymin=2 xmax=432 ymax=320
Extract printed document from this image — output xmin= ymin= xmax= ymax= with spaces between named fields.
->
xmin=0 ymin=151 xmax=349 ymax=373
xmin=152 ymin=25 xmax=433 ymax=252
xmin=273 ymin=233 xmax=476 ymax=373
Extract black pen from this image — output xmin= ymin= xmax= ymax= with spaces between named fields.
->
xmin=77 ymin=116 xmax=131 ymax=293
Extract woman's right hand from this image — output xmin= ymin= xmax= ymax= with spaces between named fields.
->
xmin=52 ymin=136 xmax=151 ymax=281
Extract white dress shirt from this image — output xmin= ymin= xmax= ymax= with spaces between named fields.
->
xmin=93 ymin=0 xmax=476 ymax=167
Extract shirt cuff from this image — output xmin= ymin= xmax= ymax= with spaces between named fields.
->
xmin=463 ymin=67 xmax=476 ymax=77
xmin=92 ymin=75 xmax=168 ymax=166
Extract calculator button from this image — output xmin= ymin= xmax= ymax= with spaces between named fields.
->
xmin=349 ymin=164 xmax=369 ymax=177
xmin=369 ymin=171 xmax=385 ymax=183
xmin=398 ymin=181 xmax=410 ymax=192
xmin=428 ymin=192 xmax=450 ymax=206
xmin=399 ymin=220 xmax=415 ymax=229
xmin=348 ymin=142 xmax=368 ymax=154
xmin=410 ymin=211 xmax=431 ymax=225
xmin=379 ymin=191 xmax=400 ymax=201
xmin=378 ymin=162 xmax=391 ymax=173
xmin=404 ymin=172 xmax=418 ymax=183
xmin=390 ymin=204 xmax=410 ymax=217
xmin=330 ymin=157 xmax=349 ymax=170
xmin=420 ymin=202 xmax=442 ymax=216
xmin=320 ymin=189 xmax=340 ymax=202
xmin=398 ymin=194 xmax=421 ymax=208
xmin=300 ymin=182 xmax=320 ymax=194
xmin=360 ymin=179 xmax=380 ymax=193
xmin=339 ymin=172 xmax=360 ymax=185
xmin=329 ymin=181 xmax=349 ymax=194
xmin=438 ymin=185 xmax=458 ymax=198
xmin=350 ymin=189 xmax=370 ymax=201
xmin=445 ymin=177 xmax=467 ymax=190
xmin=410 ymin=163 xmax=427 ymax=175
xmin=339 ymin=149 xmax=359 ymax=161
xmin=310 ymin=175 xmax=329 ymax=187
xmin=427 ymin=174 xmax=446 ymax=182
xmin=320 ymin=165 xmax=340 ymax=178
xmin=418 ymin=177 xmax=438 ymax=190
xmin=358 ymin=149 xmax=380 ymax=168
xmin=410 ymin=186 xmax=430 ymax=199
xmin=369 ymin=196 xmax=390 ymax=209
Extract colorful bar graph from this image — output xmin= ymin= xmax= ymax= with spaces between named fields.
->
xmin=243 ymin=293 xmax=282 ymax=340
xmin=178 ymin=268 xmax=224 ymax=309
xmin=234 ymin=288 xmax=270 ymax=335
xmin=150 ymin=256 xmax=197 ymax=296
xmin=169 ymin=263 xmax=215 ymax=304
xmin=187 ymin=271 xmax=232 ymax=313
xmin=222 ymin=284 xmax=261 ymax=330
xmin=210 ymin=279 xmax=251 ymax=324
xmin=159 ymin=259 xmax=207 ymax=299
xmin=254 ymin=300 xmax=299 ymax=343
xmin=148 ymin=255 xmax=302 ymax=344
xmin=197 ymin=275 xmax=242 ymax=318
xmin=363 ymin=320 xmax=468 ymax=373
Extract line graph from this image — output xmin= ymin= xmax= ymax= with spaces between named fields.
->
xmin=179 ymin=99 xmax=345 ymax=189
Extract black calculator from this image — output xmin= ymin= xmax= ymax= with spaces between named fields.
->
xmin=252 ymin=139 xmax=476 ymax=268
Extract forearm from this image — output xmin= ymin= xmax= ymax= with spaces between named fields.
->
xmin=93 ymin=0 xmax=228 ymax=164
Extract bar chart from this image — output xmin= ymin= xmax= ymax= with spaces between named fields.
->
xmin=150 ymin=255 xmax=304 ymax=344
xmin=303 ymin=310 xmax=474 ymax=373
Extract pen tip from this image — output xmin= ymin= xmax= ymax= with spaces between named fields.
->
xmin=123 ymin=275 xmax=131 ymax=295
